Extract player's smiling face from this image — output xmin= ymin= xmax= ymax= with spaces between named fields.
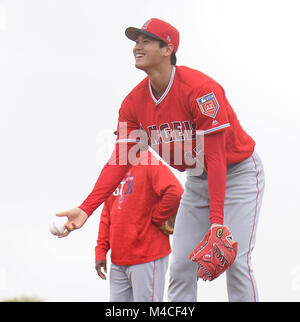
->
xmin=133 ymin=34 xmax=165 ymax=71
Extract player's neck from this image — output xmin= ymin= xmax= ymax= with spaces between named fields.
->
xmin=147 ymin=64 xmax=173 ymax=99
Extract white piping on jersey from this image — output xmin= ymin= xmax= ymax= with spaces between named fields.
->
xmin=116 ymin=123 xmax=230 ymax=143
xmin=203 ymin=123 xmax=230 ymax=134
xmin=116 ymin=139 xmax=140 ymax=143
xmin=149 ymin=65 xmax=176 ymax=105
xmin=116 ymin=124 xmax=231 ymax=143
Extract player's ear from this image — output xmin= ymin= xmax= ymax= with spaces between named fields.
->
xmin=163 ymin=44 xmax=174 ymax=57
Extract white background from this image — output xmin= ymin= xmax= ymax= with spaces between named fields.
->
xmin=0 ymin=0 xmax=299 ymax=302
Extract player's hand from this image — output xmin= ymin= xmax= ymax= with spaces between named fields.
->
xmin=56 ymin=207 xmax=88 ymax=237
xmin=95 ymin=260 xmax=107 ymax=280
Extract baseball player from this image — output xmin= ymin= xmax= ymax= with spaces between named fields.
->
xmin=95 ymin=149 xmax=183 ymax=302
xmin=57 ymin=18 xmax=265 ymax=302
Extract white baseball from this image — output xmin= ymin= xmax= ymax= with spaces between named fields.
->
xmin=49 ymin=217 xmax=67 ymax=236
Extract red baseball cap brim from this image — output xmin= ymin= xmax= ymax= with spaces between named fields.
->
xmin=125 ymin=27 xmax=162 ymax=42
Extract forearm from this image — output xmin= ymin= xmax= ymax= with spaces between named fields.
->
xmin=79 ymin=144 xmax=133 ymax=216
xmin=95 ymin=246 xmax=109 ymax=261
xmin=150 ymin=164 xmax=184 ymax=227
xmin=151 ymin=187 xmax=182 ymax=226
xmin=204 ymin=131 xmax=227 ymax=225
xmin=95 ymin=206 xmax=111 ymax=261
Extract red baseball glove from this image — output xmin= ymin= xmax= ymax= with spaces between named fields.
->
xmin=189 ymin=225 xmax=238 ymax=281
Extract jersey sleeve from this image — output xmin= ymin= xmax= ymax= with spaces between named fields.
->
xmin=204 ymin=131 xmax=227 ymax=225
xmin=117 ymin=96 xmax=145 ymax=145
xmin=95 ymin=200 xmax=111 ymax=261
xmin=149 ymin=159 xmax=184 ymax=227
xmin=191 ymin=82 xmax=229 ymax=225
xmin=78 ymin=99 xmax=142 ymax=216
xmin=191 ymin=81 xmax=230 ymax=135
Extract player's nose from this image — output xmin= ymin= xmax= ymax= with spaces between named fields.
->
xmin=134 ymin=39 xmax=144 ymax=51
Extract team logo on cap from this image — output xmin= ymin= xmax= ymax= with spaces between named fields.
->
xmin=142 ymin=19 xmax=152 ymax=30
xmin=196 ymin=92 xmax=219 ymax=118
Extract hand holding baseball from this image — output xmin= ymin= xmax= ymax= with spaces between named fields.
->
xmin=49 ymin=216 xmax=68 ymax=236
xmin=54 ymin=207 xmax=88 ymax=237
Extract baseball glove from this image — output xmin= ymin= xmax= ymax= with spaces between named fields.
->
xmin=189 ymin=225 xmax=238 ymax=281
xmin=159 ymin=214 xmax=176 ymax=235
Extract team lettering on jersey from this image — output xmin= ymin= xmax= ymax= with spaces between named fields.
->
xmin=142 ymin=120 xmax=204 ymax=168
xmin=113 ymin=174 xmax=135 ymax=210
xmin=117 ymin=120 xmax=204 ymax=168
xmin=143 ymin=120 xmax=196 ymax=146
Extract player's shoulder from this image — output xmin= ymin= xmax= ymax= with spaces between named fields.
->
xmin=119 ymin=77 xmax=148 ymax=115
xmin=124 ymin=77 xmax=149 ymax=102
xmin=176 ymin=65 xmax=220 ymax=90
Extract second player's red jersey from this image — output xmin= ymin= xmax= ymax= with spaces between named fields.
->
xmin=95 ymin=151 xmax=184 ymax=266
xmin=118 ymin=65 xmax=255 ymax=171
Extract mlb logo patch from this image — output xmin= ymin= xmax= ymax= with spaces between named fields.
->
xmin=196 ymin=92 xmax=219 ymax=118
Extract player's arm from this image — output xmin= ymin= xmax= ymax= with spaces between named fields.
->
xmin=204 ymin=130 xmax=227 ymax=225
xmin=78 ymin=105 xmax=143 ymax=216
xmin=192 ymin=82 xmax=229 ymax=226
xmin=95 ymin=201 xmax=111 ymax=280
xmin=56 ymin=146 xmax=132 ymax=236
xmin=56 ymin=102 xmax=141 ymax=236
xmin=150 ymin=159 xmax=184 ymax=228
xmin=78 ymin=151 xmax=132 ymax=215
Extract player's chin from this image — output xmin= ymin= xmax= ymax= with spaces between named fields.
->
xmin=135 ymin=62 xmax=145 ymax=70
xmin=135 ymin=59 xmax=149 ymax=71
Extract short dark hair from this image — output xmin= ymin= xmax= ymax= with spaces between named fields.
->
xmin=159 ymin=40 xmax=177 ymax=65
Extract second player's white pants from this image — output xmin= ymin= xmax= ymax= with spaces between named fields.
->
xmin=109 ymin=256 xmax=169 ymax=302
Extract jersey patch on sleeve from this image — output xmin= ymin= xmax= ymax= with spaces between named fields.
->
xmin=196 ymin=92 xmax=219 ymax=118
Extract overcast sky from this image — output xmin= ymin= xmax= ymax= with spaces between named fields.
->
xmin=0 ymin=0 xmax=300 ymax=302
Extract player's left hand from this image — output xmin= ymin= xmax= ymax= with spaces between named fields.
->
xmin=189 ymin=225 xmax=238 ymax=281
xmin=159 ymin=214 xmax=177 ymax=235
xmin=95 ymin=260 xmax=107 ymax=280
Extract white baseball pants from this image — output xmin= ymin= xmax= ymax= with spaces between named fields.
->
xmin=109 ymin=256 xmax=169 ymax=302
xmin=168 ymin=151 xmax=265 ymax=302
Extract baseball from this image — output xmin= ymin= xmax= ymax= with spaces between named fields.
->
xmin=49 ymin=217 xmax=67 ymax=236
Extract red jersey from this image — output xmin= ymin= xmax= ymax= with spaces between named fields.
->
xmin=118 ymin=65 xmax=255 ymax=168
xmin=79 ymin=66 xmax=255 ymax=225
xmin=95 ymin=151 xmax=183 ymax=266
